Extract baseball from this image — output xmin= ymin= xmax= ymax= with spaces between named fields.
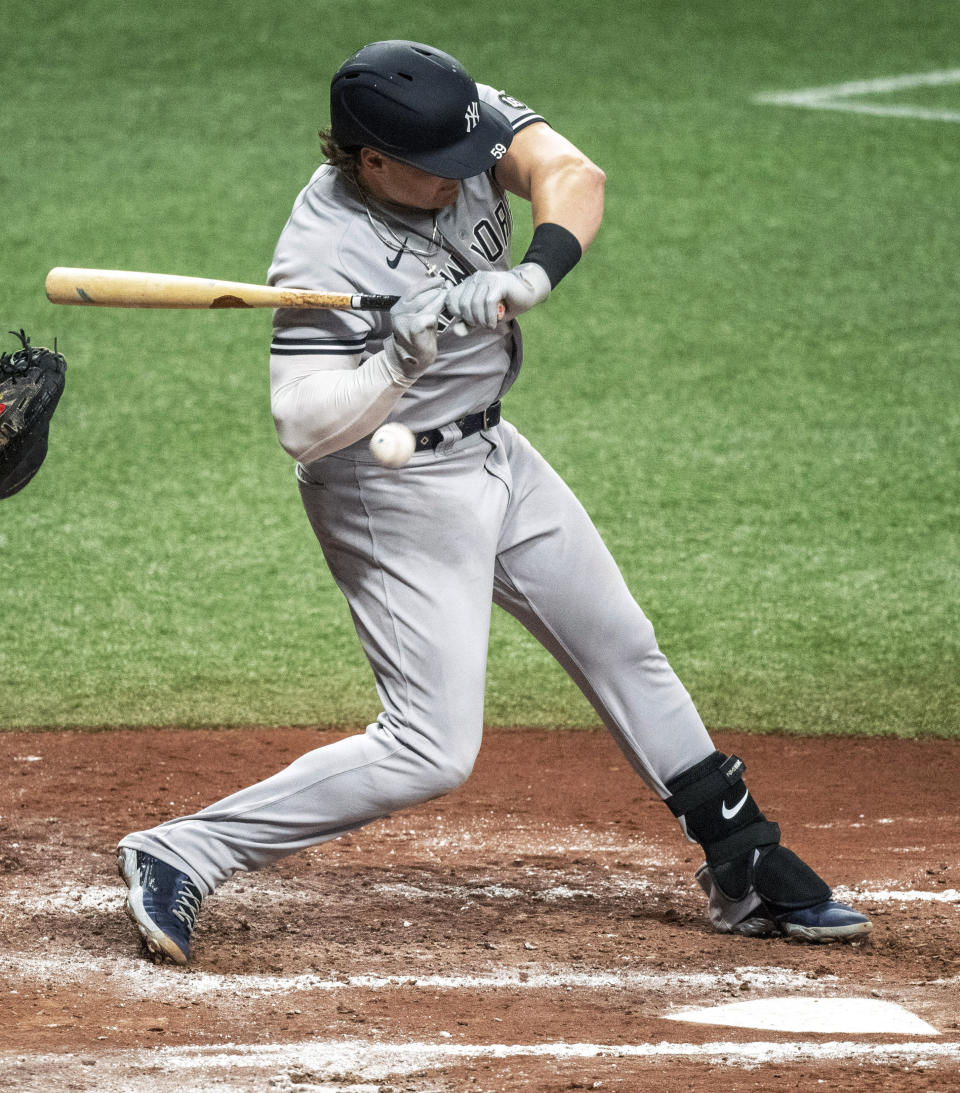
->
xmin=369 ymin=421 xmax=416 ymax=468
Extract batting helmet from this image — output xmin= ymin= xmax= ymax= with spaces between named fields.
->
xmin=330 ymin=40 xmax=514 ymax=179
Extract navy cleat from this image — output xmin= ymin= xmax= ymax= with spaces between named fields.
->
xmin=695 ymin=860 xmax=873 ymax=943
xmin=117 ymin=847 xmax=202 ymax=965
xmin=777 ymin=899 xmax=873 ymax=942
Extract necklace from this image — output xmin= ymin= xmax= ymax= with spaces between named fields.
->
xmin=359 ymin=191 xmax=443 ymax=277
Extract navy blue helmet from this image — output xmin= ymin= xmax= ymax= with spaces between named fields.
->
xmin=330 ymin=40 xmax=514 ymax=179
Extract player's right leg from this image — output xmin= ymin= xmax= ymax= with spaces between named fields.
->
xmin=117 ymin=435 xmax=506 ymax=961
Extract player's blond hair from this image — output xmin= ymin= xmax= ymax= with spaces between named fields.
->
xmin=318 ymin=127 xmax=362 ymax=186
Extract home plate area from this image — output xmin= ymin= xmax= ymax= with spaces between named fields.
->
xmin=2 ymin=727 xmax=959 ymax=1091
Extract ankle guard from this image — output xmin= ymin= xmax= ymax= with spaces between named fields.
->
xmin=666 ymin=752 xmax=779 ymax=867
xmin=666 ymin=752 xmax=830 ymax=917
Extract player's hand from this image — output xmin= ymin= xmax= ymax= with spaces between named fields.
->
xmin=444 ymin=263 xmax=551 ymax=330
xmin=384 ymin=279 xmax=449 ymax=380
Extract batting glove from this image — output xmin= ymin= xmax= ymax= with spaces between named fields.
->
xmin=444 ymin=263 xmax=552 ymax=330
xmin=384 ymin=279 xmax=449 ymax=380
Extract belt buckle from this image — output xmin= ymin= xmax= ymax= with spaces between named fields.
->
xmin=481 ymin=403 xmax=497 ymax=430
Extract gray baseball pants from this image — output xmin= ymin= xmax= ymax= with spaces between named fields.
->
xmin=121 ymin=420 xmax=714 ymax=895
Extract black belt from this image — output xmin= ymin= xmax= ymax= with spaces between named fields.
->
xmin=414 ymin=400 xmax=501 ymax=451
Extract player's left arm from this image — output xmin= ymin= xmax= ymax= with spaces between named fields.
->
xmin=495 ymin=120 xmax=606 ymax=254
xmin=444 ymin=122 xmax=604 ymax=328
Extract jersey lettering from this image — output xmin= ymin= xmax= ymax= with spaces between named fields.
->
xmin=470 ymin=219 xmax=505 ymax=262
xmin=494 ymin=200 xmax=511 ymax=243
xmin=437 ymin=251 xmax=474 ymax=288
xmin=467 ymin=202 xmax=510 ymax=263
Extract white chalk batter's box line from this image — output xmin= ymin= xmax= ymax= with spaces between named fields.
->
xmin=6 ymin=952 xmax=837 ymax=999
xmin=755 ymin=68 xmax=960 ymax=122
xmin=8 ymin=1037 xmax=959 ymax=1079
xmin=154 ymin=1038 xmax=960 ymax=1068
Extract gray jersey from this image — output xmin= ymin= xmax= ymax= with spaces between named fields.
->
xmin=267 ymin=85 xmax=544 ymax=440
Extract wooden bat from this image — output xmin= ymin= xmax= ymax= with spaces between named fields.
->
xmin=45 ymin=267 xmax=399 ymax=311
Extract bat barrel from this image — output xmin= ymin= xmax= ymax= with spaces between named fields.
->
xmin=45 ymin=268 xmax=279 ymax=308
xmin=44 ymin=267 xmax=396 ymax=311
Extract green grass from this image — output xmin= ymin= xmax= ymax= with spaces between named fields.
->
xmin=2 ymin=0 xmax=958 ymax=736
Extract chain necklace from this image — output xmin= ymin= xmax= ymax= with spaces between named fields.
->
xmin=358 ymin=188 xmax=443 ymax=277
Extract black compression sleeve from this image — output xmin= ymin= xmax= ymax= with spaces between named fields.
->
xmin=521 ymin=222 xmax=582 ymax=288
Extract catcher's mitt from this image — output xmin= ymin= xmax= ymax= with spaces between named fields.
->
xmin=0 ymin=329 xmax=67 ymax=499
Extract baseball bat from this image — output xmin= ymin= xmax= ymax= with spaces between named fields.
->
xmin=44 ymin=267 xmax=399 ymax=311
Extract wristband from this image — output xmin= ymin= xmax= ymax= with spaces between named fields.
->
xmin=521 ymin=222 xmax=583 ymax=289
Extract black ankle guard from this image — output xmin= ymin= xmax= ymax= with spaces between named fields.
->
xmin=665 ymin=752 xmax=748 ymax=819
xmin=754 ymin=845 xmax=831 ymax=912
xmin=667 ymin=751 xmax=831 ymax=913
xmin=710 ymin=845 xmax=831 ymax=913
xmin=666 ymin=751 xmax=775 ymax=860
xmin=705 ymin=821 xmax=781 ymax=866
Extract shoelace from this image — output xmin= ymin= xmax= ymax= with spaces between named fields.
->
xmin=170 ymin=883 xmax=202 ymax=930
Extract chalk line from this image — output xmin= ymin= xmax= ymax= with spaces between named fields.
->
xmin=755 ymin=68 xmax=960 ymax=122
xmin=8 ymin=1036 xmax=958 ymax=1080
xmin=5 ymin=952 xmax=824 ymax=999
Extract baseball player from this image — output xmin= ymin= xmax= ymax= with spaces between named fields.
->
xmin=117 ymin=40 xmax=871 ymax=964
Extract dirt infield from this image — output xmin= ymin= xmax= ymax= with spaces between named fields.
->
xmin=1 ymin=726 xmax=959 ymax=1091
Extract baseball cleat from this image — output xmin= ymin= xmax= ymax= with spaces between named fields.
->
xmin=776 ymin=899 xmax=873 ymax=942
xmin=117 ymin=846 xmax=202 ymax=965
xmin=695 ymin=861 xmax=873 ymax=943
